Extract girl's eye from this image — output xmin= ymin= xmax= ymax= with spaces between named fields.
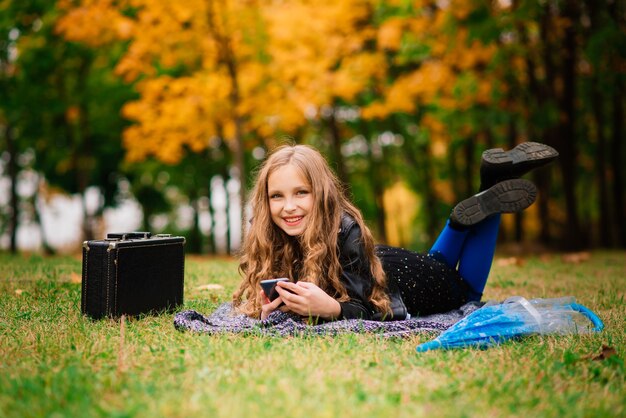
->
xmin=270 ymin=193 xmax=282 ymax=199
xmin=296 ymin=190 xmax=309 ymax=195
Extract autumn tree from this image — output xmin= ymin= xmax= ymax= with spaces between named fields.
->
xmin=0 ymin=1 xmax=43 ymax=252
xmin=1 ymin=0 xmax=133 ymax=249
xmin=263 ymin=0 xmax=418 ymax=240
xmin=58 ymin=0 xmax=292 ymax=248
xmin=362 ymin=0 xmax=625 ymax=249
xmin=53 ymin=0 xmax=626 ymax=251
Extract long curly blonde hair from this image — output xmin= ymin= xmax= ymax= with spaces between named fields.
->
xmin=232 ymin=144 xmax=390 ymax=318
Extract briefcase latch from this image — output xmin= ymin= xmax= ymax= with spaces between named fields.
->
xmin=106 ymin=232 xmax=152 ymax=240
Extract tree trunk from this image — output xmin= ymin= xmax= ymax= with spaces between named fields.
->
xmin=592 ymin=87 xmax=612 ymax=247
xmin=539 ymin=1 xmax=581 ymax=250
xmin=609 ymin=0 xmax=626 ymax=247
xmin=358 ymin=120 xmax=387 ymax=242
xmin=75 ymin=54 xmax=95 ymax=241
xmin=556 ymin=0 xmax=583 ymax=250
xmin=206 ymin=0 xmax=246 ymax=245
xmin=5 ymin=124 xmax=18 ymax=253
xmin=587 ymin=0 xmax=614 ymax=248
xmin=221 ymin=174 xmax=231 ymax=256
xmin=225 ymin=57 xmax=246 ymax=248
xmin=611 ymin=78 xmax=625 ymax=247
xmin=141 ymin=202 xmax=152 ymax=232
xmin=421 ymin=141 xmax=438 ymax=241
xmin=33 ymin=176 xmax=54 ymax=255
xmin=484 ymin=128 xmax=495 ymax=151
xmin=448 ymin=144 xmax=461 ymax=201
xmin=508 ymin=122 xmax=523 ymax=243
xmin=463 ymin=139 xmax=475 ymax=198
xmin=367 ymin=136 xmax=387 ymax=243
xmin=327 ymin=108 xmax=348 ymax=184
xmin=206 ymin=178 xmax=217 ymax=255
xmin=520 ymin=14 xmax=553 ymax=245
xmin=188 ymin=197 xmax=202 ymax=254
xmin=403 ymin=136 xmax=438 ymax=242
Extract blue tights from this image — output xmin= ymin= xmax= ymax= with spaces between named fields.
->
xmin=428 ymin=215 xmax=501 ymax=301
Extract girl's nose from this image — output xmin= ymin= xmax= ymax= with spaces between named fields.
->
xmin=284 ymin=197 xmax=296 ymax=211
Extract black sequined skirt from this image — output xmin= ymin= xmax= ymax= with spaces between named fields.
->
xmin=376 ymin=245 xmax=471 ymax=317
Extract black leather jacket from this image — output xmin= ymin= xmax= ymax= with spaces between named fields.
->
xmin=337 ymin=214 xmax=408 ymax=321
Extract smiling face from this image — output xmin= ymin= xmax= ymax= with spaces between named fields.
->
xmin=267 ymin=163 xmax=314 ymax=236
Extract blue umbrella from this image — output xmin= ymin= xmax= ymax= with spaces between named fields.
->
xmin=416 ymin=296 xmax=604 ymax=352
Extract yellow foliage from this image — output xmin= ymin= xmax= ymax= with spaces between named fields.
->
xmin=407 ymin=15 xmax=429 ymax=36
xmin=476 ymin=79 xmax=493 ymax=105
xmin=431 ymin=135 xmax=448 ymax=158
xmin=361 ymin=102 xmax=389 ymax=120
xmin=421 ymin=115 xmax=453 ymax=172
xmin=332 ymin=52 xmax=387 ymax=101
xmin=432 ymin=177 xmax=455 ymax=205
xmin=441 ymin=29 xmax=496 ymax=71
xmin=383 ymin=182 xmax=419 ymax=247
xmin=121 ymin=75 xmax=233 ymax=163
xmin=421 ymin=114 xmax=446 ymax=134
xmin=263 ymin=0 xmax=379 ymax=114
xmin=368 ymin=60 xmax=456 ymax=117
xmin=56 ymin=0 xmax=134 ymax=46
xmin=377 ymin=17 xmax=405 ymax=51
xmin=385 ymin=76 xmax=418 ymax=113
xmin=56 ymin=0 xmax=507 ymax=164
xmin=433 ymin=7 xmax=450 ymax=32
xmin=372 ymin=3 xmax=500 ymax=118
xmin=449 ymin=0 xmax=474 ymax=21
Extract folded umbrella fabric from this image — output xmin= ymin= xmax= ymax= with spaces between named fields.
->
xmin=416 ymin=296 xmax=604 ymax=352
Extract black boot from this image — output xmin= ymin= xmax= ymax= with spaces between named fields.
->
xmin=450 ymin=179 xmax=537 ymax=228
xmin=479 ymin=142 xmax=558 ymax=191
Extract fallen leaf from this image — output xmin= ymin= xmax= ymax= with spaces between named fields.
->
xmin=561 ymin=252 xmax=591 ymax=264
xmin=592 ymin=345 xmax=617 ymax=361
xmin=70 ymin=272 xmax=82 ymax=284
xmin=496 ymin=257 xmax=525 ymax=267
xmin=539 ymin=254 xmax=553 ymax=262
xmin=196 ymin=284 xmax=224 ymax=291
xmin=580 ymin=345 xmax=619 ymax=362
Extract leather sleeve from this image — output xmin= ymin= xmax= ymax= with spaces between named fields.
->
xmin=337 ymin=222 xmax=376 ymax=320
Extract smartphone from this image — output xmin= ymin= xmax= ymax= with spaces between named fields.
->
xmin=260 ymin=278 xmax=290 ymax=301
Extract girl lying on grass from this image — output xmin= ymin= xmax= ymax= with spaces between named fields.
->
xmin=232 ymin=142 xmax=557 ymax=321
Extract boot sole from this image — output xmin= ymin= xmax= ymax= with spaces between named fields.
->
xmin=482 ymin=142 xmax=559 ymax=166
xmin=451 ymin=179 xmax=537 ymax=226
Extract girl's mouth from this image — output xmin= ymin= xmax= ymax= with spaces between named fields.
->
xmin=283 ymin=216 xmax=303 ymax=226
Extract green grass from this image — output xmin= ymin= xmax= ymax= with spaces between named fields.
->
xmin=1 ymin=251 xmax=624 ymax=418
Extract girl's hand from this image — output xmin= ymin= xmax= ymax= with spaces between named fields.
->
xmin=275 ymin=281 xmax=341 ymax=320
xmin=260 ymin=290 xmax=285 ymax=320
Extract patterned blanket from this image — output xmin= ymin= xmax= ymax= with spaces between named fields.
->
xmin=174 ymin=302 xmax=483 ymax=338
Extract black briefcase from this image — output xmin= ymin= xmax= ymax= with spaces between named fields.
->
xmin=81 ymin=232 xmax=185 ymax=319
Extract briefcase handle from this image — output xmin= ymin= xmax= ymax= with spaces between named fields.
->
xmin=106 ymin=232 xmax=152 ymax=240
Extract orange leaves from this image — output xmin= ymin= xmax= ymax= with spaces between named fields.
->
xmin=333 ymin=52 xmax=387 ymax=101
xmin=122 ymin=76 xmax=232 ymax=164
xmin=448 ymin=0 xmax=475 ymax=21
xmin=264 ymin=0 xmax=378 ymax=109
xmin=382 ymin=182 xmax=419 ymax=247
xmin=441 ymin=29 xmax=497 ymax=72
xmin=363 ymin=61 xmax=456 ymax=119
xmin=113 ymin=0 xmax=212 ymax=82
xmin=377 ymin=17 xmax=405 ymax=51
xmin=56 ymin=0 xmax=134 ymax=47
xmin=58 ymin=0 xmax=279 ymax=164
xmin=56 ymin=0 xmax=513 ymax=166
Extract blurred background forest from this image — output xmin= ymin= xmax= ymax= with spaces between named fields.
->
xmin=0 ymin=0 xmax=624 ymax=255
